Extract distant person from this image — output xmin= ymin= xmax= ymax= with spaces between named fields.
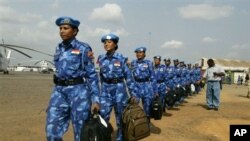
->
xmin=240 ymin=76 xmax=243 ymax=85
xmin=227 ymin=75 xmax=231 ymax=85
xmin=203 ymin=59 xmax=225 ymax=111
xmin=194 ymin=63 xmax=202 ymax=93
xmin=245 ymin=74 xmax=249 ymax=86
xmin=97 ymin=33 xmax=138 ymax=141
xmin=237 ymin=75 xmax=241 ymax=85
xmin=247 ymin=74 xmax=250 ymax=98
xmin=45 ymin=16 xmax=100 ymax=141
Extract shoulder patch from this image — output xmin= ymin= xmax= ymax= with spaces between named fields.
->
xmin=88 ymin=51 xmax=94 ymax=59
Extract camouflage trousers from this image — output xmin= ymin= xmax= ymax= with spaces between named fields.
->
xmin=45 ymin=84 xmax=91 ymax=141
xmin=99 ymin=82 xmax=128 ymax=141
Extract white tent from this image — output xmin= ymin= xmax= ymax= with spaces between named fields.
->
xmin=200 ymin=58 xmax=250 ymax=84
xmin=200 ymin=57 xmax=250 ymax=72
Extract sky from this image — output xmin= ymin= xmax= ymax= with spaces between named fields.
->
xmin=0 ymin=0 xmax=250 ymax=66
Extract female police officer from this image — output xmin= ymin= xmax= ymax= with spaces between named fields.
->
xmin=97 ymin=33 xmax=137 ymax=141
xmin=153 ymin=55 xmax=168 ymax=112
xmin=45 ymin=16 xmax=100 ymax=141
xmin=130 ymin=47 xmax=158 ymax=122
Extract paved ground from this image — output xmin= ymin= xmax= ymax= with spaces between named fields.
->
xmin=0 ymin=72 xmax=249 ymax=141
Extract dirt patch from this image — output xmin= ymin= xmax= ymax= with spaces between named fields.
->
xmin=0 ymin=72 xmax=249 ymax=141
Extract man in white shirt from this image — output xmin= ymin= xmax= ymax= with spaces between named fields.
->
xmin=203 ymin=59 xmax=225 ymax=111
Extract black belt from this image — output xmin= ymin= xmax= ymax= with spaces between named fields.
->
xmin=135 ymin=77 xmax=150 ymax=83
xmin=207 ymin=80 xmax=219 ymax=82
xmin=157 ymin=80 xmax=164 ymax=83
xmin=102 ymin=78 xmax=124 ymax=84
xmin=53 ymin=75 xmax=84 ymax=86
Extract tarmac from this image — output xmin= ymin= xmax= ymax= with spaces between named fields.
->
xmin=0 ymin=72 xmax=250 ymax=141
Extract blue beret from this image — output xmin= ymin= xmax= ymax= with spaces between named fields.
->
xmin=55 ymin=16 xmax=80 ymax=28
xmin=134 ymin=47 xmax=147 ymax=53
xmin=101 ymin=33 xmax=119 ymax=43
xmin=154 ymin=56 xmax=161 ymax=59
xmin=164 ymin=58 xmax=171 ymax=61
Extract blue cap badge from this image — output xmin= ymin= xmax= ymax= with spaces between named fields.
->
xmin=55 ymin=16 xmax=80 ymax=28
xmin=154 ymin=56 xmax=161 ymax=59
xmin=134 ymin=47 xmax=147 ymax=53
xmin=101 ymin=33 xmax=119 ymax=43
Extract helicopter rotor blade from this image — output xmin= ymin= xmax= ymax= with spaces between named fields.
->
xmin=45 ymin=60 xmax=54 ymax=65
xmin=1 ymin=46 xmax=32 ymax=58
xmin=4 ymin=47 xmax=7 ymax=55
xmin=34 ymin=61 xmax=41 ymax=65
xmin=0 ymin=43 xmax=53 ymax=57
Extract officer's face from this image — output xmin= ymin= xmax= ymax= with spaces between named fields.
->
xmin=154 ymin=58 xmax=160 ymax=65
xmin=103 ymin=39 xmax=116 ymax=52
xmin=59 ymin=24 xmax=77 ymax=41
xmin=136 ymin=51 xmax=145 ymax=59
xmin=165 ymin=61 xmax=170 ymax=66
xmin=174 ymin=61 xmax=179 ymax=66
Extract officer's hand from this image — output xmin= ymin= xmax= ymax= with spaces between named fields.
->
xmin=166 ymin=87 xmax=170 ymax=92
xmin=154 ymin=94 xmax=159 ymax=98
xmin=130 ymin=96 xmax=138 ymax=104
xmin=91 ymin=103 xmax=100 ymax=113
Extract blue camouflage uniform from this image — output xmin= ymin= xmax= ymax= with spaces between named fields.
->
xmin=172 ymin=59 xmax=182 ymax=105
xmin=194 ymin=65 xmax=202 ymax=93
xmin=46 ymin=17 xmax=100 ymax=141
xmin=185 ymin=64 xmax=193 ymax=95
xmin=131 ymin=47 xmax=158 ymax=118
xmin=179 ymin=62 xmax=188 ymax=102
xmin=98 ymin=33 xmax=137 ymax=141
xmin=153 ymin=56 xmax=168 ymax=109
xmin=165 ymin=63 xmax=175 ymax=90
xmin=173 ymin=61 xmax=181 ymax=89
xmin=190 ymin=66 xmax=196 ymax=84
xmin=186 ymin=64 xmax=192 ymax=86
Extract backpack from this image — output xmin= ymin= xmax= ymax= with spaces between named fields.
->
xmin=174 ymin=87 xmax=184 ymax=102
xmin=122 ymin=102 xmax=150 ymax=141
xmin=165 ymin=90 xmax=176 ymax=108
xmin=80 ymin=112 xmax=113 ymax=141
xmin=150 ymin=97 xmax=162 ymax=120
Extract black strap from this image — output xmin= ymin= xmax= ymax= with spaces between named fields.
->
xmin=134 ymin=77 xmax=150 ymax=82
xmin=102 ymin=77 xmax=124 ymax=84
xmin=157 ymin=80 xmax=164 ymax=83
xmin=53 ymin=75 xmax=84 ymax=86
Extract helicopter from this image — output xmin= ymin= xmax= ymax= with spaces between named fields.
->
xmin=0 ymin=42 xmax=53 ymax=74
xmin=34 ymin=60 xmax=54 ymax=74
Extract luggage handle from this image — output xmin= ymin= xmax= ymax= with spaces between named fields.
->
xmin=92 ymin=108 xmax=99 ymax=118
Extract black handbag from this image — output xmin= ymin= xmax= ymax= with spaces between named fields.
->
xmin=151 ymin=97 xmax=163 ymax=120
xmin=80 ymin=111 xmax=113 ymax=141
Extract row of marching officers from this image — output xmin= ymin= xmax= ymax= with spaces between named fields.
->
xmin=129 ymin=47 xmax=203 ymax=116
xmin=96 ymin=33 xmax=203 ymax=140
xmin=45 ymin=16 xmax=203 ymax=141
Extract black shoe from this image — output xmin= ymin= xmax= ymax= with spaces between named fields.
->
xmin=214 ymin=107 xmax=219 ymax=111
xmin=207 ymin=107 xmax=213 ymax=110
xmin=163 ymin=112 xmax=168 ymax=116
